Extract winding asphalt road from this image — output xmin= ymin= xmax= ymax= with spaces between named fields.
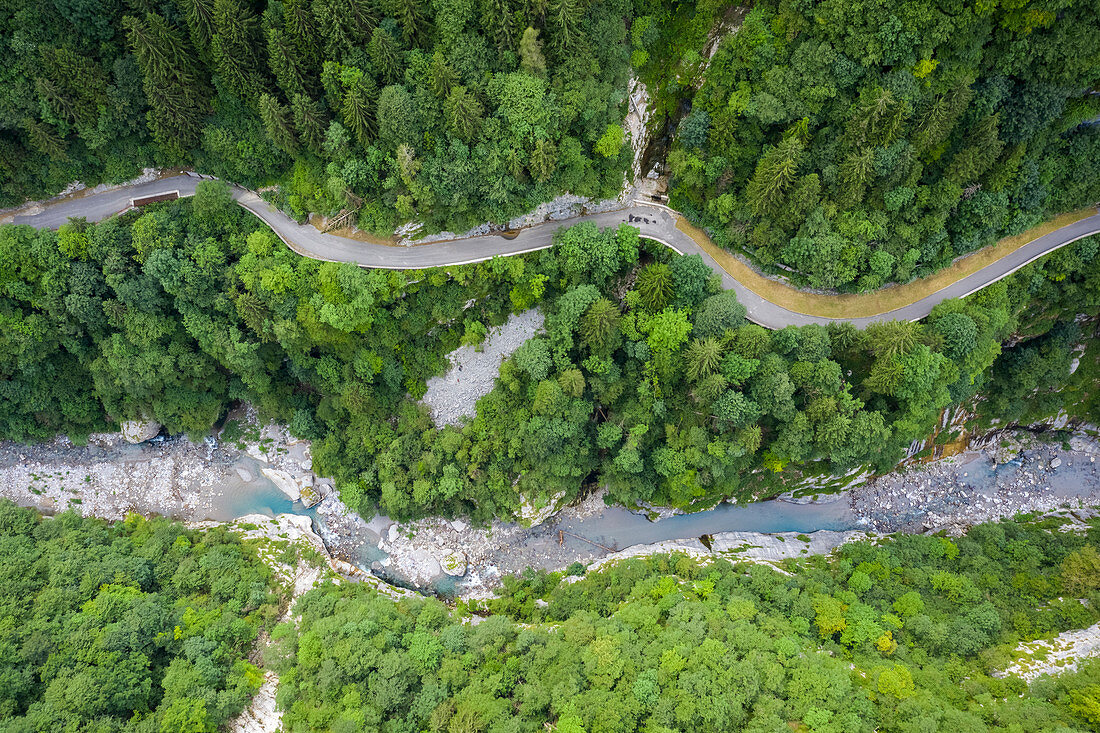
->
xmin=11 ymin=173 xmax=1100 ymax=329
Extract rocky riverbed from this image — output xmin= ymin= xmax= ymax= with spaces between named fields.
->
xmin=3 ymin=410 xmax=1100 ymax=602
xmin=0 ymin=404 xmax=337 ymax=523
xmin=377 ymin=488 xmax=614 ymax=594
xmin=0 ymin=432 xmax=252 ymax=521
xmin=851 ymin=429 xmax=1100 ymax=534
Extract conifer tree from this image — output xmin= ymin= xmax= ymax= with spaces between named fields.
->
xmin=341 ymin=77 xmax=378 ymax=146
xmin=838 ymin=148 xmax=874 ymax=206
xmin=292 ymin=94 xmax=330 ymax=155
xmin=483 ymin=0 xmax=516 ymax=52
xmin=34 ymin=78 xmax=75 ymax=125
xmin=444 ymin=86 xmax=483 ymax=142
xmin=259 ymin=93 xmax=298 ymax=154
xmin=530 ymin=137 xmax=557 ymax=182
xmin=346 ymin=0 xmax=380 ymax=43
xmin=284 ymin=0 xmax=321 ymax=65
xmin=320 ymin=61 xmax=344 ymax=110
xmin=180 ymin=0 xmax=216 ymax=62
xmin=636 ymin=263 xmax=674 ymax=312
xmin=313 ymin=0 xmax=376 ymax=60
xmin=368 ymin=27 xmax=403 ymax=84
xmin=267 ymin=27 xmax=310 ymax=97
xmin=946 ymin=115 xmax=1004 ymax=184
xmin=211 ymin=0 xmax=265 ymax=100
xmin=39 ymin=48 xmax=106 ymax=127
xmin=745 ymin=136 xmax=804 ymax=218
xmin=519 ymin=27 xmax=546 ymax=75
xmin=846 ymin=87 xmax=909 ymax=150
xmin=912 ymin=83 xmax=973 ymax=159
xmin=686 ymin=338 xmax=722 ymax=381
xmin=396 ymin=0 xmax=430 ymax=47
xmin=429 ymin=52 xmax=457 ymax=98
xmin=126 ymin=13 xmax=197 ymax=82
xmin=581 ymin=297 xmax=621 ymax=349
xmin=525 ymin=0 xmax=549 ymax=26
xmin=123 ymin=13 xmax=211 ymax=157
xmin=548 ymin=0 xmax=583 ymax=54
xmin=21 ymin=118 xmax=66 ymax=159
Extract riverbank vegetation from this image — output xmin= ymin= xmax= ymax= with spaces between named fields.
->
xmin=275 ymin=516 xmax=1100 ymax=731
xmin=0 ymin=500 xmax=283 ymax=732
xmin=2 ymin=186 xmax=1099 ymax=520
xmin=666 ymin=0 xmax=1100 ymax=290
xmin=0 ymin=0 xmax=633 ymax=231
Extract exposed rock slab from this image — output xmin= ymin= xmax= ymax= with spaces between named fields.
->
xmin=519 ymin=489 xmax=568 ymax=527
xmin=227 ymin=672 xmax=281 ymax=733
xmin=261 ymin=468 xmax=302 ymax=501
xmin=584 ymin=529 xmax=869 ymax=575
xmin=997 ymin=621 xmax=1100 ymax=682
xmin=421 ymin=309 xmax=545 ymax=427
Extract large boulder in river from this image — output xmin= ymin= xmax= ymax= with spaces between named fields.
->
xmin=518 ymin=489 xmax=567 ymax=527
xmin=440 ymin=550 xmax=467 ymax=577
xmin=120 ymin=420 xmax=162 ymax=444
xmin=300 ymin=484 xmax=322 ymax=508
xmin=261 ymin=468 xmax=302 ymax=501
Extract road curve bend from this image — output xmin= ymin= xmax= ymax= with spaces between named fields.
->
xmin=11 ymin=173 xmax=1100 ymax=329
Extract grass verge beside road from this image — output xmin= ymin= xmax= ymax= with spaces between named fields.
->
xmin=678 ymin=208 xmax=1096 ymax=319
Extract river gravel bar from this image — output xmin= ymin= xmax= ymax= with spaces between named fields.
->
xmin=0 ymin=433 xmax=246 ymax=520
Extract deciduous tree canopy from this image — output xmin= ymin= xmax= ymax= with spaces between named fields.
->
xmin=0 ymin=502 xmax=281 ymax=732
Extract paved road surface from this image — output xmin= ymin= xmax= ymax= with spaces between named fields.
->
xmin=12 ymin=173 xmax=1100 ymax=329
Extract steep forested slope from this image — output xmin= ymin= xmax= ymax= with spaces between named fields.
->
xmin=0 ymin=0 xmax=633 ymax=231
xmin=666 ymin=0 xmax=1100 ymax=289
xmin=3 ymin=189 xmax=1099 ymax=519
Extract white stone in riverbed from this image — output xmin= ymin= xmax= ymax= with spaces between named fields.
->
xmin=440 ymin=550 xmax=467 ymax=576
xmin=451 ymin=519 xmax=468 ymax=533
xmin=404 ymin=548 xmax=442 ymax=583
xmin=86 ymin=433 xmax=120 ymax=448
xmin=261 ymin=468 xmax=301 ymax=501
xmin=234 ymin=467 xmax=253 ymax=482
xmin=120 ymin=420 xmax=161 ymax=444
xmin=245 ymin=444 xmax=270 ymax=463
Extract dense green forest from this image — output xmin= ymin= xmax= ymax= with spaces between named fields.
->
xmin=0 ymin=0 xmax=634 ymax=231
xmin=2 ymin=187 xmax=1098 ymax=521
xmin=275 ymin=517 xmax=1100 ymax=731
xmin=666 ymin=0 xmax=1100 ymax=289
xmin=0 ymin=501 xmax=283 ymax=732
xmin=3 ymin=506 xmax=1099 ymax=731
